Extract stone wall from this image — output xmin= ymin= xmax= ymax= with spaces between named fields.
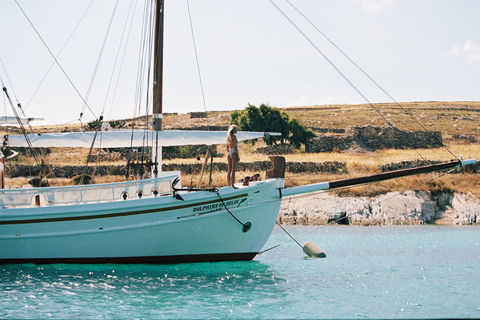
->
xmin=163 ymin=160 xmax=346 ymax=175
xmin=83 ymin=145 xmax=219 ymax=161
xmin=379 ymin=159 xmax=480 ymax=174
xmin=5 ymin=164 xmax=127 ymax=179
xmin=255 ymin=145 xmax=295 ymax=155
xmin=6 ymin=160 xmax=347 ymax=178
xmin=307 ymin=127 xmax=345 ymax=134
xmin=189 ymin=112 xmax=208 ymax=118
xmin=306 ymin=125 xmax=443 ymax=153
xmin=10 ymin=157 xmax=478 ymax=179
xmin=452 ymin=134 xmax=479 ymax=143
xmin=168 ymin=126 xmax=229 ymax=131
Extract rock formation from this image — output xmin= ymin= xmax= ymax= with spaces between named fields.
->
xmin=278 ymin=191 xmax=480 ymax=225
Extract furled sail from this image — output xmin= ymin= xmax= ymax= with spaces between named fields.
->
xmin=6 ymin=130 xmax=280 ymax=148
xmin=0 ymin=116 xmax=45 ymax=126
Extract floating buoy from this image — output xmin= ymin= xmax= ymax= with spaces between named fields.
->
xmin=302 ymin=241 xmax=326 ymax=258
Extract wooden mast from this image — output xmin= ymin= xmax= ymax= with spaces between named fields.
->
xmin=152 ymin=0 xmax=164 ymax=176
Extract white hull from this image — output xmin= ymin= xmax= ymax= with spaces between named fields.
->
xmin=0 ymin=176 xmax=283 ymax=264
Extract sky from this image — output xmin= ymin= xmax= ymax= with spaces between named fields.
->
xmin=0 ymin=0 xmax=479 ymax=125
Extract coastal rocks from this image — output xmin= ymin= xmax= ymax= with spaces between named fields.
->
xmin=278 ymin=191 xmax=480 ymax=226
xmin=370 ymin=191 xmax=436 ymax=225
xmin=440 ymin=193 xmax=480 ymax=225
xmin=279 ymin=193 xmax=373 ymax=226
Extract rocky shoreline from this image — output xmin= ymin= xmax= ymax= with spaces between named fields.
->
xmin=278 ymin=191 xmax=480 ymax=226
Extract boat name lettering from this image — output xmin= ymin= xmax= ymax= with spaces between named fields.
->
xmin=192 ymin=198 xmax=246 ymax=213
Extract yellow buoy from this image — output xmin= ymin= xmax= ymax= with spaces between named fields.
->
xmin=302 ymin=241 xmax=326 ymax=258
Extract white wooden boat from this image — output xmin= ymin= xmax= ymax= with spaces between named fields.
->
xmin=0 ymin=0 xmax=476 ymax=264
xmin=0 ymin=171 xmax=284 ymax=263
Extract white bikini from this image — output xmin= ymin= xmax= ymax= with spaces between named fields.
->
xmin=227 ymin=141 xmax=237 ymax=157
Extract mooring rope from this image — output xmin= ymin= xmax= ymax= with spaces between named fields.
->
xmin=275 ymin=222 xmax=304 ymax=249
xmin=259 ymin=215 xmax=347 ymax=255
xmin=259 ymin=164 xmax=461 ymax=255
xmin=215 ymin=192 xmax=252 ymax=233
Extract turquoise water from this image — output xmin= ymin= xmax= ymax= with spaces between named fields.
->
xmin=1 ymin=225 xmax=479 ymax=319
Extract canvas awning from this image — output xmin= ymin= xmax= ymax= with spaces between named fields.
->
xmin=7 ymin=130 xmax=280 ymax=148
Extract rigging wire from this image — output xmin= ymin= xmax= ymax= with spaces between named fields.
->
xmin=284 ymin=0 xmax=458 ymax=161
xmin=259 ymin=164 xmax=462 ymax=255
xmin=79 ymin=0 xmax=122 ymax=182
xmin=186 ymin=0 xmax=209 ymax=129
xmin=79 ymin=0 xmax=120 ymax=121
xmin=270 ymin=0 xmax=460 ymax=162
xmin=126 ymin=1 xmax=155 ymax=179
xmin=1 ymin=63 xmax=60 ymax=183
xmin=0 ymin=58 xmax=20 ymax=104
xmin=100 ymin=0 xmax=136 ymax=118
xmin=1 ymin=83 xmax=40 ymax=166
xmin=265 ymin=2 xmax=466 ymax=244
xmin=107 ymin=0 xmax=139 ymax=121
xmin=0 ymin=59 xmax=31 ymax=127
xmin=142 ymin=1 xmax=156 ymax=167
xmin=23 ymin=0 xmax=97 ymax=114
xmin=0 ymin=73 xmax=9 ymax=133
xmin=13 ymin=0 xmax=97 ymax=120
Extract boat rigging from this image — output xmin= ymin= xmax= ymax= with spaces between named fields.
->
xmin=0 ymin=1 xmax=476 ymax=264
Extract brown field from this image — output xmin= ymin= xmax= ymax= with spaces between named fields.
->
xmin=2 ymin=101 xmax=480 ymax=197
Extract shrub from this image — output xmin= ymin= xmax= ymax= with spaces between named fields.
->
xmin=87 ymin=119 xmax=101 ymax=131
xmin=179 ymin=146 xmax=190 ymax=158
xmin=109 ymin=120 xmax=126 ymax=129
xmin=230 ymin=103 xmax=315 ymax=148
xmin=288 ymin=117 xmax=316 ymax=148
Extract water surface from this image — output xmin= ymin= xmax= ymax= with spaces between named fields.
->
xmin=1 ymin=225 xmax=479 ymax=319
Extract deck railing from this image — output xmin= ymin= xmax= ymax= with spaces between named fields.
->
xmin=0 ymin=172 xmax=180 ymax=207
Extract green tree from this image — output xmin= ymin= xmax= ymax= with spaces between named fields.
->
xmin=87 ymin=119 xmax=101 ymax=131
xmin=109 ymin=120 xmax=126 ymax=129
xmin=230 ymin=103 xmax=315 ymax=147
xmin=288 ymin=117 xmax=316 ymax=148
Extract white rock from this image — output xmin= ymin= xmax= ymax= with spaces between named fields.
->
xmin=278 ymin=191 xmax=479 ymax=226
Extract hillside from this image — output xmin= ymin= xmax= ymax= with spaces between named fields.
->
xmin=2 ymin=101 xmax=480 ymax=197
xmin=3 ymin=101 xmax=479 ymax=137
xmin=157 ymin=101 xmax=480 ymax=138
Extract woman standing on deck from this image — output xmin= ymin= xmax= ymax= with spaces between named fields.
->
xmin=226 ymin=124 xmax=240 ymax=188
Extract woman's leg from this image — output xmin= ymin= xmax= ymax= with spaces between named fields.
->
xmin=227 ymin=155 xmax=233 ymax=186
xmin=231 ymin=156 xmax=238 ymax=188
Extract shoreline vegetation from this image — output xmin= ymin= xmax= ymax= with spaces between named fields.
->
xmin=2 ymin=101 xmax=480 ymax=225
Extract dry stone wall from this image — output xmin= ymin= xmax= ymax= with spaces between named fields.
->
xmin=5 ymin=160 xmax=347 ymax=178
xmin=306 ymin=126 xmax=443 ymax=153
xmin=452 ymin=134 xmax=480 ymax=143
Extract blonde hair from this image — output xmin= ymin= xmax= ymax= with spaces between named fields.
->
xmin=227 ymin=124 xmax=238 ymax=135
xmin=227 ymin=124 xmax=238 ymax=142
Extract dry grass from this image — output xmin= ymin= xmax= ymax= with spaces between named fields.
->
xmin=172 ymin=139 xmax=480 ymax=197
xmin=284 ymin=101 xmax=480 ymax=136
xmin=3 ymin=101 xmax=480 ymax=197
xmin=6 ymin=139 xmax=479 ymax=198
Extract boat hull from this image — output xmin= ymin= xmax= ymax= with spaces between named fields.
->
xmin=0 ymin=179 xmax=283 ymax=264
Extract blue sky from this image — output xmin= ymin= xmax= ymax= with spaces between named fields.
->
xmin=1 ymin=0 xmax=479 ymax=125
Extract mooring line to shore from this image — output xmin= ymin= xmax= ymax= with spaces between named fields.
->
xmin=259 ymin=215 xmax=347 ymax=255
